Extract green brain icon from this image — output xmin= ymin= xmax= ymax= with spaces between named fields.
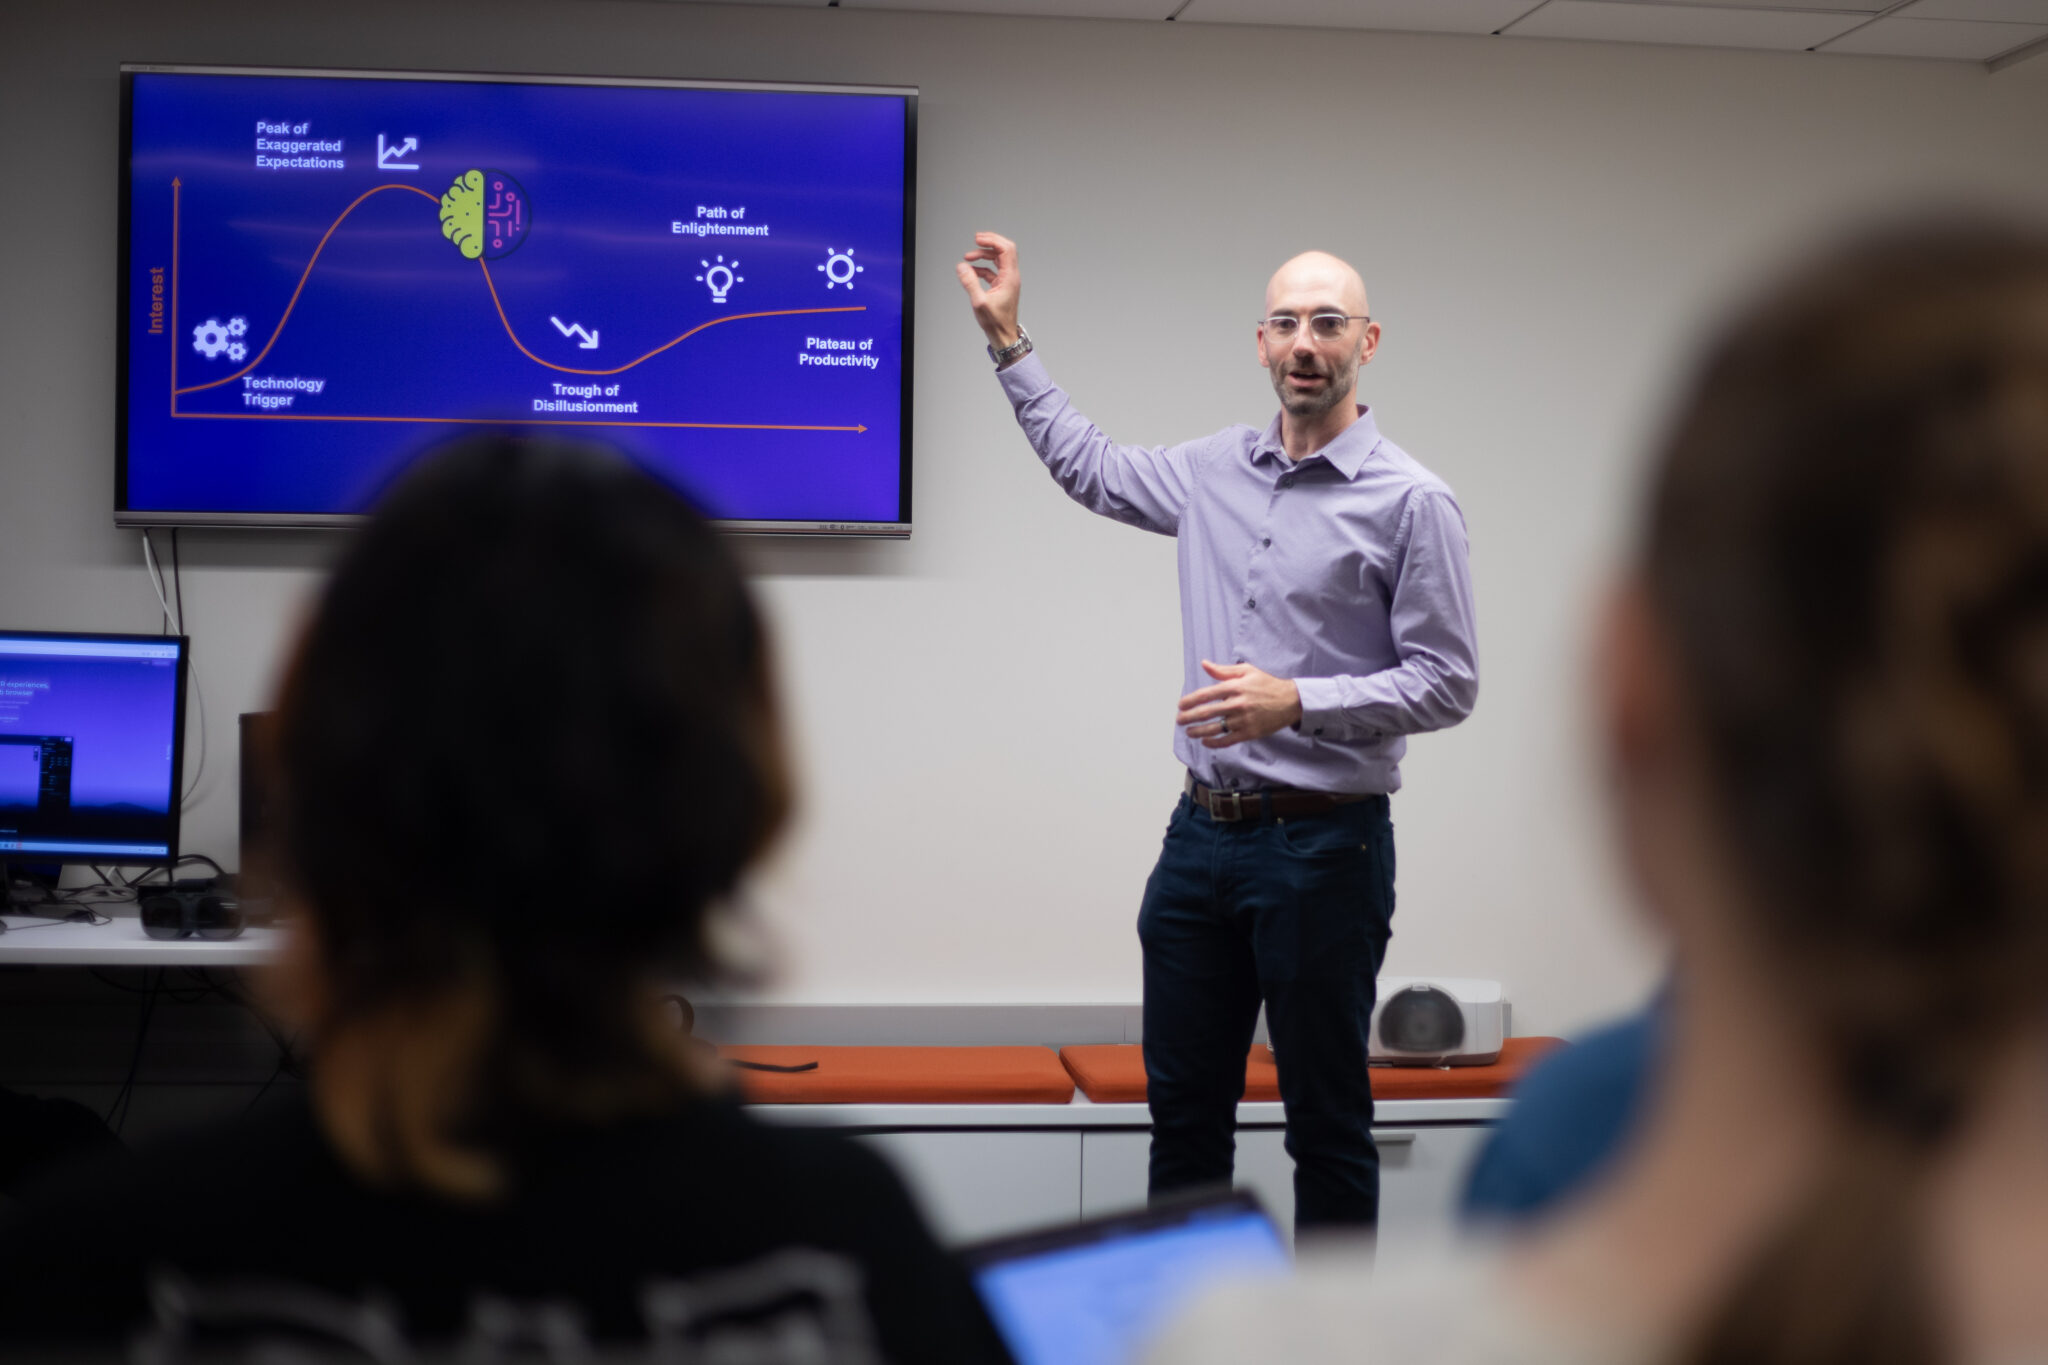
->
xmin=439 ymin=169 xmax=486 ymax=260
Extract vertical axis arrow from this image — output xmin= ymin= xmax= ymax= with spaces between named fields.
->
xmin=171 ymin=177 xmax=180 ymax=415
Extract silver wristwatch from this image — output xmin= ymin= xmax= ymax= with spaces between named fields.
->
xmin=987 ymin=326 xmax=1033 ymax=368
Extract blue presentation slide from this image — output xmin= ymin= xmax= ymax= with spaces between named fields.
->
xmin=124 ymin=71 xmax=909 ymax=523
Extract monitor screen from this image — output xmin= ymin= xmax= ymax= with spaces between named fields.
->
xmin=965 ymin=1194 xmax=1291 ymax=1365
xmin=0 ymin=633 xmax=188 ymax=864
xmin=117 ymin=65 xmax=915 ymax=535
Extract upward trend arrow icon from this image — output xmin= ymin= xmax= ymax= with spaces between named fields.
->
xmin=550 ymin=316 xmax=600 ymax=350
xmin=376 ymin=135 xmax=419 ymax=170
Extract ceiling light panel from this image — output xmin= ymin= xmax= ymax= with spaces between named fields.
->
xmin=834 ymin=0 xmax=1179 ymax=14
xmin=1175 ymin=0 xmax=1540 ymax=32
xmin=1608 ymin=0 xmax=1883 ymax=9
xmin=1508 ymin=0 xmax=1870 ymax=47
xmin=1898 ymin=0 xmax=2048 ymax=21
xmin=1823 ymin=13 xmax=2048 ymax=53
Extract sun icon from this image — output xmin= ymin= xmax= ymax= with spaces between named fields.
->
xmin=819 ymin=247 xmax=864 ymax=291
xmin=697 ymin=256 xmax=743 ymax=304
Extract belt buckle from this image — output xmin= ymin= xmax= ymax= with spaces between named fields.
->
xmin=1211 ymin=789 xmax=1246 ymax=822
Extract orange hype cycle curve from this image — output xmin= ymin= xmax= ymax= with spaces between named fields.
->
xmin=170 ymin=181 xmax=870 ymax=400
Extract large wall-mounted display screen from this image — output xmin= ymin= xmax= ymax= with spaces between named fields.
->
xmin=118 ymin=66 xmax=916 ymax=534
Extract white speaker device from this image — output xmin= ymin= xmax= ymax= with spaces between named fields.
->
xmin=1370 ymin=977 xmax=1508 ymax=1066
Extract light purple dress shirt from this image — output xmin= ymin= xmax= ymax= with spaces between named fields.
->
xmin=997 ymin=352 xmax=1479 ymax=796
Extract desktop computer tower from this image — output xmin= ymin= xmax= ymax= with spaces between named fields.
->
xmin=238 ymin=711 xmax=279 ymax=918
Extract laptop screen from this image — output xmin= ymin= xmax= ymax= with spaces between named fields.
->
xmin=965 ymin=1193 xmax=1289 ymax=1365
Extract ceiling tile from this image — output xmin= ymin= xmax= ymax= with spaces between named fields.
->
xmin=1898 ymin=0 xmax=2048 ymax=21
xmin=1175 ymin=0 xmax=1540 ymax=33
xmin=1822 ymin=13 xmax=2048 ymax=53
xmin=835 ymin=0 xmax=1178 ymax=14
xmin=1507 ymin=0 xmax=1870 ymax=47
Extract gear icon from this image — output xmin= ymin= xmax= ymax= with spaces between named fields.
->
xmin=818 ymin=247 xmax=864 ymax=291
xmin=192 ymin=318 xmax=231 ymax=359
xmin=226 ymin=341 xmax=247 ymax=362
xmin=226 ymin=316 xmax=248 ymax=338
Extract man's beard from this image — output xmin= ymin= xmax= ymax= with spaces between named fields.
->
xmin=1269 ymin=350 xmax=1359 ymax=418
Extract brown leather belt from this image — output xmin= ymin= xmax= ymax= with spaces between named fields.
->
xmin=1184 ymin=773 xmax=1370 ymax=823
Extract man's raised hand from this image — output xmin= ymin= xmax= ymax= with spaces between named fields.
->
xmin=1177 ymin=661 xmax=1303 ymax=749
xmin=956 ymin=231 xmax=1022 ymax=350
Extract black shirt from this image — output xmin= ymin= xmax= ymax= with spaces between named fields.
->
xmin=0 ymin=1090 xmax=1011 ymax=1363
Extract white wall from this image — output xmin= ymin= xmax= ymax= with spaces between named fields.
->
xmin=5 ymin=0 xmax=2047 ymax=1034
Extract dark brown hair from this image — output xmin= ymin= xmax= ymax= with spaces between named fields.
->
xmin=1647 ymin=221 xmax=2048 ymax=1364
xmin=271 ymin=435 xmax=790 ymax=1182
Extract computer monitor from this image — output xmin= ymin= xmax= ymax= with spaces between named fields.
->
xmin=0 ymin=631 xmax=188 ymax=868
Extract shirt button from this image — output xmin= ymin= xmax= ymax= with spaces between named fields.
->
xmin=1246 ymin=599 xmax=1256 ymax=609
xmin=1262 ymin=538 xmax=1271 ymax=547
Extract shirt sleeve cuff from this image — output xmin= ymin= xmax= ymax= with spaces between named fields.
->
xmin=995 ymin=350 xmax=1054 ymax=402
xmin=1294 ymin=677 xmax=1348 ymax=740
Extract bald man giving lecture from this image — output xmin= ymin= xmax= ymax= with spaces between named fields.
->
xmin=959 ymin=236 xmax=1479 ymax=1232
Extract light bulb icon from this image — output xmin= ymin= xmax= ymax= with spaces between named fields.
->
xmin=819 ymin=247 xmax=864 ymax=290
xmin=697 ymin=255 xmax=743 ymax=304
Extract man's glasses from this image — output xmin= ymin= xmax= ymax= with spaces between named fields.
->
xmin=1260 ymin=313 xmax=1370 ymax=340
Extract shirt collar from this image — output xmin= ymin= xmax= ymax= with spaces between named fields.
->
xmin=1252 ymin=406 xmax=1382 ymax=480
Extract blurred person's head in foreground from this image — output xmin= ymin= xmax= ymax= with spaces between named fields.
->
xmin=264 ymin=435 xmax=789 ymax=1198
xmin=1590 ymin=217 xmax=2048 ymax=1365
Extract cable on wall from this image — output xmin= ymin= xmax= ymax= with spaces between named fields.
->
xmin=141 ymin=530 xmax=207 ymax=809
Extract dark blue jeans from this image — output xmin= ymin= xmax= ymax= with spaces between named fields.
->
xmin=1138 ymin=791 xmax=1395 ymax=1231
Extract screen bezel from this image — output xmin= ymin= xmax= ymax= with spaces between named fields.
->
xmin=0 ymin=629 xmax=189 ymax=869
xmin=115 ymin=63 xmax=917 ymax=537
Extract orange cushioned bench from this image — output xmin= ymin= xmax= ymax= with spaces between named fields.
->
xmin=719 ymin=1045 xmax=1077 ymax=1105
xmin=1058 ymin=1036 xmax=1565 ymax=1104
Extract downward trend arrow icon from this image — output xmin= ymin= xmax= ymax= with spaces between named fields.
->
xmin=549 ymin=316 xmax=601 ymax=350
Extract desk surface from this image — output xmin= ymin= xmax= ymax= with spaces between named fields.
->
xmin=0 ymin=909 xmax=282 ymax=965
